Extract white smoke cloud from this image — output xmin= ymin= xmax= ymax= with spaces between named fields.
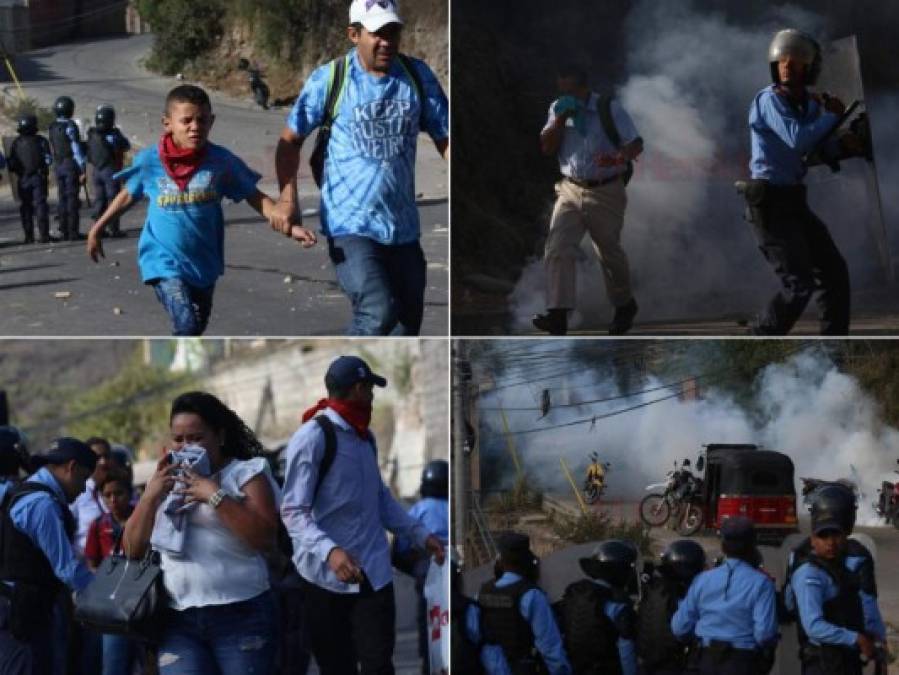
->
xmin=509 ymin=0 xmax=894 ymax=331
xmin=479 ymin=347 xmax=897 ymax=525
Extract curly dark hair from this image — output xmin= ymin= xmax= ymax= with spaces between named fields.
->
xmin=170 ymin=391 xmax=263 ymax=460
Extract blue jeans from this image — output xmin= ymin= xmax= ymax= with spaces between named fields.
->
xmin=102 ymin=632 xmax=137 ymax=675
xmin=157 ymin=591 xmax=277 ymax=675
xmin=151 ymin=278 xmax=215 ymax=336
xmin=328 ymin=236 xmax=427 ymax=336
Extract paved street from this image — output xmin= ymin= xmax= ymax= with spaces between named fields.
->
xmin=0 ymin=34 xmax=448 ymax=336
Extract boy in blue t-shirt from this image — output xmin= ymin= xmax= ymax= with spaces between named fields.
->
xmin=273 ymin=0 xmax=449 ymax=336
xmin=87 ymin=85 xmax=316 ymax=336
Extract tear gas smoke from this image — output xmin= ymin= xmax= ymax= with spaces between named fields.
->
xmin=510 ymin=0 xmax=895 ymax=330
xmin=480 ymin=348 xmax=896 ymax=525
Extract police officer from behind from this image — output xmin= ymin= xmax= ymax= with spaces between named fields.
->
xmin=48 ymin=96 xmax=87 ymax=241
xmin=672 ymin=517 xmax=778 ymax=674
xmin=6 ymin=114 xmax=52 ymax=244
xmin=786 ymin=485 xmax=885 ymax=674
xmin=743 ymin=29 xmax=863 ymax=336
xmin=0 ymin=427 xmax=29 ymax=503
xmin=86 ymin=105 xmax=130 ymax=238
xmin=0 ymin=438 xmax=96 ymax=675
xmin=561 ymin=539 xmax=638 ymax=675
xmin=465 ymin=532 xmax=572 ymax=674
xmin=637 ymin=539 xmax=707 ymax=675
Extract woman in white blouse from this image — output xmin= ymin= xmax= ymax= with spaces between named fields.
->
xmin=122 ymin=391 xmax=280 ymax=675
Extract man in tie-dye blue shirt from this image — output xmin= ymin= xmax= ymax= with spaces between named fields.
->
xmin=275 ymin=0 xmax=449 ymax=336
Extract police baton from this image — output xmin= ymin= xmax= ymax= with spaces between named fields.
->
xmin=81 ymin=176 xmax=92 ymax=209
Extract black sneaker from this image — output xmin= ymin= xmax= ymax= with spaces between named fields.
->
xmin=532 ymin=310 xmax=567 ymax=335
xmin=608 ymin=299 xmax=638 ymax=335
xmin=108 ymin=230 xmax=128 ymax=239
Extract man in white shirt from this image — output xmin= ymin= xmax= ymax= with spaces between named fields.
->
xmin=534 ymin=64 xmax=644 ymax=336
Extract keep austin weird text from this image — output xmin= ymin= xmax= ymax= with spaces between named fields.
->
xmin=351 ymin=99 xmax=415 ymax=161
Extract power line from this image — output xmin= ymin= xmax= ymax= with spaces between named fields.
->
xmin=482 ymin=390 xmax=686 ymax=438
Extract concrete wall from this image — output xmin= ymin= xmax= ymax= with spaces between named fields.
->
xmin=194 ymin=340 xmax=449 ymax=499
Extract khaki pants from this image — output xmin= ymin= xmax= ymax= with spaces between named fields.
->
xmin=544 ymin=178 xmax=632 ymax=310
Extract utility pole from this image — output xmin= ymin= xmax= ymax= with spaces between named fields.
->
xmin=452 ymin=340 xmax=470 ymax=561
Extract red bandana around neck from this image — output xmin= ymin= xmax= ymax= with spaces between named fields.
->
xmin=302 ymin=398 xmax=372 ymax=439
xmin=158 ymin=133 xmax=206 ymax=192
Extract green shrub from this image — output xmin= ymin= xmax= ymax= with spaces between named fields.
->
xmin=137 ymin=0 xmax=225 ymax=75
xmin=0 ymin=96 xmax=54 ymax=130
xmin=548 ymin=510 xmax=652 ymax=553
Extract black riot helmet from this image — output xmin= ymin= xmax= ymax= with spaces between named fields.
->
xmin=16 ymin=114 xmax=38 ymax=136
xmin=659 ymin=539 xmax=707 ymax=583
xmin=810 ymin=483 xmax=857 ymax=535
xmin=421 ymin=459 xmax=448 ymax=498
xmin=95 ymin=105 xmax=116 ymax=131
xmin=0 ymin=426 xmax=29 ymax=476
xmin=54 ymin=96 xmax=75 ymax=119
xmin=768 ymin=29 xmax=822 ymax=86
xmin=579 ymin=539 xmax=638 ymax=589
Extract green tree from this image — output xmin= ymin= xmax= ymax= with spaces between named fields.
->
xmin=66 ymin=359 xmax=197 ymax=451
xmin=137 ymin=0 xmax=226 ymax=74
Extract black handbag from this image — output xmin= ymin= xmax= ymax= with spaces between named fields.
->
xmin=74 ymin=545 xmax=165 ymax=641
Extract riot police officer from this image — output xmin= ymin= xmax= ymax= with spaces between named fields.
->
xmin=671 ymin=517 xmax=778 ymax=674
xmin=465 ymin=531 xmax=572 ymax=674
xmin=0 ymin=427 xmax=28 ymax=503
xmin=559 ymin=539 xmax=638 ymax=675
xmin=6 ymin=114 xmax=52 ymax=244
xmin=785 ymin=484 xmax=886 ymax=674
xmin=0 ymin=438 xmax=96 ymax=675
xmin=48 ymin=95 xmax=87 ymax=241
xmin=86 ymin=104 xmax=130 ymax=238
xmin=637 ymin=539 xmax=707 ymax=674
xmin=741 ymin=29 xmax=863 ymax=335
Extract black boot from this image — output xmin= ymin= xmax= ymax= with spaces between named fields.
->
xmin=23 ymin=225 xmax=34 ymax=244
xmin=532 ymin=309 xmax=568 ymax=335
xmin=608 ymin=299 xmax=638 ymax=335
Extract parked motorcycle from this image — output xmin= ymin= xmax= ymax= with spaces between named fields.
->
xmin=640 ymin=459 xmax=704 ymax=535
xmin=238 ymin=58 xmax=270 ymax=110
xmin=873 ymin=459 xmax=899 ymax=529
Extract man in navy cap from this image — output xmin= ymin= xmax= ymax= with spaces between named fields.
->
xmin=466 ymin=531 xmax=572 ymax=674
xmin=0 ymin=437 xmax=97 ymax=675
xmin=784 ymin=485 xmax=885 ymax=674
xmin=671 ymin=517 xmax=778 ymax=674
xmin=280 ymin=356 xmax=445 ymax=674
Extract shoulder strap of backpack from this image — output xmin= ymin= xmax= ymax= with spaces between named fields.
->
xmin=597 ymin=93 xmax=622 ymax=148
xmin=312 ymin=416 xmax=338 ymax=503
xmin=322 ymin=55 xmax=351 ymax=131
xmin=397 ymin=53 xmax=426 ymax=126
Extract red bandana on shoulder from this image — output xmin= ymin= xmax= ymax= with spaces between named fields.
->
xmin=158 ymin=133 xmax=206 ymax=192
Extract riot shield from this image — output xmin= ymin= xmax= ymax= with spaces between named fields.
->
xmin=807 ymin=35 xmax=890 ymax=285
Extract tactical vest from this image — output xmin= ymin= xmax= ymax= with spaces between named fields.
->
xmin=10 ymin=136 xmax=46 ymax=176
xmin=0 ymin=482 xmax=75 ymax=587
xmin=786 ymin=538 xmax=870 ymax=672
xmin=0 ymin=482 xmax=75 ymax=641
xmin=636 ymin=576 xmax=689 ymax=670
xmin=479 ymin=578 xmax=544 ymax=673
xmin=49 ymin=121 xmax=75 ymax=162
xmin=559 ymin=579 xmax=623 ymax=675
xmin=87 ymin=128 xmax=115 ymax=171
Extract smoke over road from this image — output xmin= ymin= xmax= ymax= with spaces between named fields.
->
xmin=479 ymin=347 xmax=897 ymax=525
xmin=509 ymin=0 xmax=896 ymax=329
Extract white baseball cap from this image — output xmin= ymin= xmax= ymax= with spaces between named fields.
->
xmin=349 ymin=0 xmax=404 ymax=32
